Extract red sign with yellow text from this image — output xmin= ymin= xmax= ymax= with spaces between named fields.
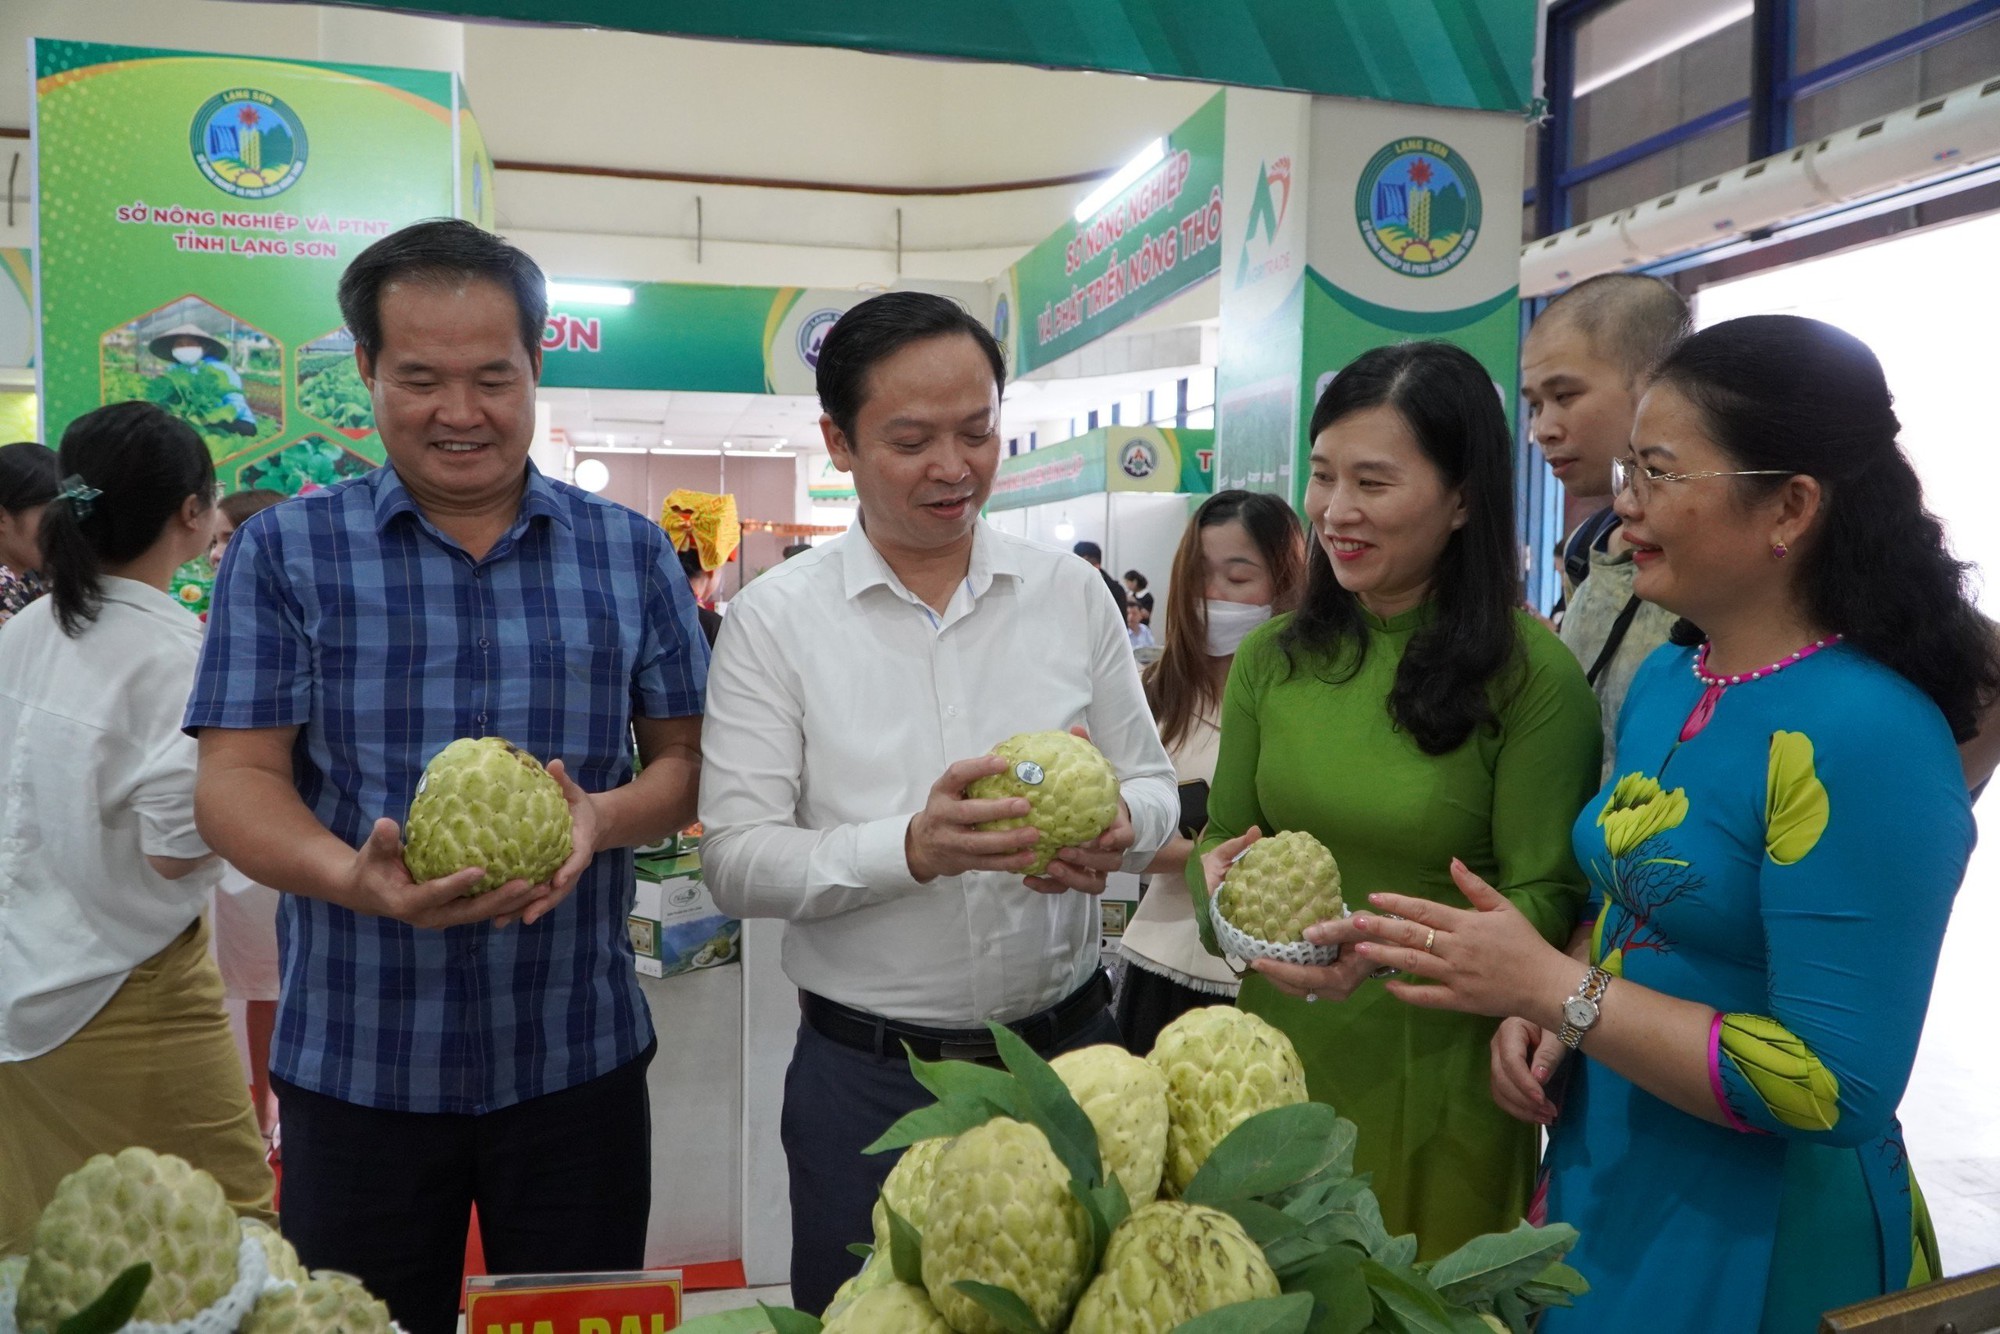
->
xmin=464 ymin=1272 xmax=682 ymax=1334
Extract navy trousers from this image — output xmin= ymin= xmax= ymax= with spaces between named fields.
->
xmin=274 ymin=1042 xmax=655 ymax=1334
xmin=780 ymin=1010 xmax=1121 ymax=1317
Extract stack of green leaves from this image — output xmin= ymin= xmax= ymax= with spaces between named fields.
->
xmin=678 ymin=1012 xmax=1587 ymax=1334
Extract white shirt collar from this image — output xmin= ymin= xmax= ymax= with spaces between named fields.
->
xmin=836 ymin=517 xmax=1024 ymax=607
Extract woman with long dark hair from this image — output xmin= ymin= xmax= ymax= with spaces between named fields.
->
xmin=0 ymin=402 xmax=272 ymax=1248
xmin=1192 ymin=341 xmax=1601 ymax=1253
xmin=1116 ymin=490 xmax=1305 ymax=1052
xmin=0 ymin=439 xmax=58 ymax=626
xmin=1353 ymin=316 xmax=1995 ymax=1330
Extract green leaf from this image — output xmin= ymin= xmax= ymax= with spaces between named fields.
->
xmin=1169 ymin=1292 xmax=1316 ymax=1332
xmin=1425 ymin=1222 xmax=1578 ymax=1306
xmin=951 ymin=1280 xmax=1048 ymax=1334
xmin=1278 ymin=1243 xmax=1372 ymax=1334
xmin=906 ymin=1046 xmax=1023 ymax=1117
xmin=1491 ymin=1290 xmax=1534 ymax=1333
xmin=984 ymin=1021 xmax=1104 ymax=1190
xmin=865 ymin=1092 xmax=1006 ymax=1154
xmin=1184 ymin=1103 xmax=1349 ymax=1206
xmin=885 ymin=1204 xmax=924 ymax=1288
xmin=1376 ymin=1234 xmax=1419 ymax=1269
xmin=1361 ymin=1260 xmax=1459 ymax=1334
xmin=1521 ymin=1260 xmax=1589 ymax=1296
xmin=1298 ymin=1180 xmax=1394 ymax=1258
xmin=1214 ymin=1197 xmax=1310 ymax=1248
xmin=1072 ymin=1175 xmax=1132 ymax=1274
xmin=844 ymin=1242 xmax=872 ymax=1262
xmin=758 ymin=1303 xmax=825 ymax=1334
xmin=55 ymin=1262 xmax=152 ymax=1334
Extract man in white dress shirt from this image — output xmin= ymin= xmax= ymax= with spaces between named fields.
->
xmin=700 ymin=292 xmax=1178 ymax=1314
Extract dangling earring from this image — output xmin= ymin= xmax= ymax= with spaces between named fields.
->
xmin=1771 ymin=540 xmax=1789 ymax=560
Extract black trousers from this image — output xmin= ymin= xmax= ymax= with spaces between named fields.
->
xmin=780 ymin=1010 xmax=1120 ymax=1317
xmin=273 ymin=1043 xmax=656 ymax=1334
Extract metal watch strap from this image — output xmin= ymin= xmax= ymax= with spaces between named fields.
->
xmin=1557 ymin=965 xmax=1613 ymax=1050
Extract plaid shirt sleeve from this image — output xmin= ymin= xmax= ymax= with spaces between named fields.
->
xmin=633 ymin=533 xmax=710 ymax=720
xmin=184 ymin=514 xmax=313 ymax=733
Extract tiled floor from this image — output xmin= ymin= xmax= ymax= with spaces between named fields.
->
xmin=1901 ymin=824 xmax=2000 ymax=1275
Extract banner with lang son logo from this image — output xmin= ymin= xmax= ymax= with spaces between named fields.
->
xmin=33 ymin=39 xmax=485 ymax=496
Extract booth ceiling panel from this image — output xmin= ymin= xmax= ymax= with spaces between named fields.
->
xmin=325 ymin=0 xmax=1539 ymax=110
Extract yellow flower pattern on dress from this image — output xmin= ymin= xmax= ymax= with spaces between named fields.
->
xmin=1596 ymin=773 xmax=1690 ymax=860
xmin=1764 ymin=731 xmax=1829 ymax=866
xmin=1718 ymin=1012 xmax=1841 ymax=1132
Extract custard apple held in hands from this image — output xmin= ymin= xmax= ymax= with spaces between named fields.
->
xmin=967 ymin=731 xmax=1120 ymax=876
xmin=403 ymin=736 xmax=573 ymax=895
xmin=1215 ymin=829 xmax=1346 ymax=949
xmin=1068 ymin=1200 xmax=1281 ymax=1333
xmin=13 ymin=1148 xmax=245 ymax=1333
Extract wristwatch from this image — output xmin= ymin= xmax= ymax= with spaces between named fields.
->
xmin=1557 ymin=966 xmax=1613 ymax=1050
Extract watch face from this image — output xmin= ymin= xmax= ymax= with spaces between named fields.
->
xmin=1563 ymin=996 xmax=1598 ymax=1028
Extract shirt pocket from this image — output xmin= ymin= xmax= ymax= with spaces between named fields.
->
xmin=525 ymin=641 xmax=631 ymax=769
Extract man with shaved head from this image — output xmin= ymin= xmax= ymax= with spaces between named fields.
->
xmin=1521 ymin=273 xmax=1691 ymax=774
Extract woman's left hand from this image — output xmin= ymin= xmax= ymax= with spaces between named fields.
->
xmin=1353 ymin=859 xmax=1573 ymax=1022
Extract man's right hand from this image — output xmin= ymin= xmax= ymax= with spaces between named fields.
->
xmin=904 ymin=755 xmax=1042 ymax=883
xmin=342 ymin=818 xmax=552 ymax=929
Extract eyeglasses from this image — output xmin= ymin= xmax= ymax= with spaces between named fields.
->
xmin=1610 ymin=456 xmax=1794 ymax=500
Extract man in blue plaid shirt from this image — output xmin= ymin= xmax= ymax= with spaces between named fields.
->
xmin=186 ymin=220 xmax=706 ymax=1334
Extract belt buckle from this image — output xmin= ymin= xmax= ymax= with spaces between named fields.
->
xmin=937 ymin=1039 xmax=999 ymax=1064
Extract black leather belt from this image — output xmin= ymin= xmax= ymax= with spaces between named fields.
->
xmin=803 ymin=971 xmax=1113 ymax=1065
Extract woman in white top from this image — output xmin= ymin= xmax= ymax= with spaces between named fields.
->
xmin=0 ymin=402 xmax=273 ymax=1248
xmin=1117 ymin=490 xmax=1306 ymax=1052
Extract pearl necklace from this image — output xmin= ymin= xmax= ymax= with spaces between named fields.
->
xmin=1679 ymin=635 xmax=1843 ymax=741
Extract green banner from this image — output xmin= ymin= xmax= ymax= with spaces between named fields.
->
xmin=986 ymin=426 xmax=1211 ymax=512
xmin=1 ymin=248 xmax=32 ymax=371
xmin=317 ymin=0 xmax=1538 ymax=111
xmin=34 ymin=39 xmax=479 ymax=493
xmin=996 ymin=93 xmax=1224 ymax=376
xmin=539 ymin=280 xmax=988 ymax=394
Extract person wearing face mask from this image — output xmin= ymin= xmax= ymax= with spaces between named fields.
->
xmin=1192 ymin=343 xmax=1601 ymax=1257
xmin=1115 ymin=491 xmax=1306 ymax=1053
xmin=148 ymin=325 xmax=260 ymax=437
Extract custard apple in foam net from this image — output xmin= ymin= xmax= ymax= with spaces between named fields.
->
xmin=1068 ymin=1200 xmax=1281 ymax=1333
xmin=920 ymin=1118 xmax=1092 ymax=1334
xmin=13 ymin=1148 xmax=244 ymax=1332
xmin=821 ymin=1281 xmax=952 ymax=1334
xmin=967 ymin=731 xmax=1120 ymax=876
xmin=242 ymin=1218 xmax=307 ymax=1287
xmin=241 ymin=1269 xmax=391 ymax=1334
xmin=1147 ymin=1007 xmax=1308 ymax=1196
xmin=1050 ymin=1044 xmax=1169 ymax=1204
xmin=403 ymin=736 xmax=572 ymax=895
xmin=1216 ymin=830 xmax=1345 ymax=946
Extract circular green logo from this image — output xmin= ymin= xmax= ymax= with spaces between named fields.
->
xmin=190 ymin=90 xmax=308 ymax=199
xmin=1355 ymin=138 xmax=1480 ymax=278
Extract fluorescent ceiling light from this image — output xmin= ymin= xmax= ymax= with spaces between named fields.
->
xmin=1574 ymin=2 xmax=1752 ymax=97
xmin=1074 ymin=139 xmax=1166 ymax=222
xmin=547 ymin=281 xmax=635 ymax=307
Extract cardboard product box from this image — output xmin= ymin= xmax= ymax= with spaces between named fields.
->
xmin=628 ymin=850 xmax=741 ymax=979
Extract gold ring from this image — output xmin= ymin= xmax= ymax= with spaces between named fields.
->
xmin=1423 ymin=926 xmax=1437 ymax=952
